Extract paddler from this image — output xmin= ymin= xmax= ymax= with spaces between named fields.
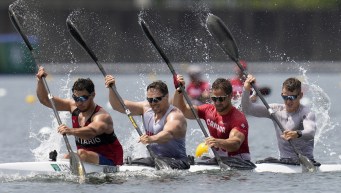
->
xmin=173 ymin=75 xmax=256 ymax=170
xmin=242 ymin=74 xmax=320 ymax=166
xmin=36 ymin=67 xmax=123 ymax=166
xmin=104 ymin=75 xmax=191 ymax=169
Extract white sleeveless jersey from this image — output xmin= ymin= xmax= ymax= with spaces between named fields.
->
xmin=142 ymin=105 xmax=187 ymax=159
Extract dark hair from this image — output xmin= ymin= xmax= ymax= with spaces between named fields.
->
xmin=72 ymin=78 xmax=95 ymax=94
xmin=212 ymin=78 xmax=232 ymax=95
xmin=282 ymin=78 xmax=301 ymax=93
xmin=146 ymin=80 xmax=169 ymax=96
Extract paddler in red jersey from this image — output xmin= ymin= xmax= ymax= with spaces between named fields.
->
xmin=230 ymin=60 xmax=271 ymax=105
xmin=230 ymin=60 xmax=257 ymax=102
xmin=185 ymin=65 xmax=210 ymax=105
xmin=36 ymin=67 xmax=123 ymax=166
xmin=173 ymin=75 xmax=256 ymax=170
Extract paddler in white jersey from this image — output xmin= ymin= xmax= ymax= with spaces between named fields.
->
xmin=242 ymin=74 xmax=320 ymax=166
xmin=104 ymin=75 xmax=190 ymax=169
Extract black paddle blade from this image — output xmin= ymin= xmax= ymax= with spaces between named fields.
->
xmin=154 ymin=158 xmax=172 ymax=170
xmin=66 ymin=18 xmax=98 ymax=62
xmin=69 ymin=152 xmax=86 ymax=182
xmin=218 ymin=161 xmax=230 ymax=171
xmin=8 ymin=4 xmax=34 ymax=51
xmin=139 ymin=19 xmax=154 ymax=44
xmin=299 ymin=154 xmax=317 ymax=172
xmin=206 ymin=14 xmax=239 ymax=63
xmin=146 ymin=145 xmax=171 ymax=170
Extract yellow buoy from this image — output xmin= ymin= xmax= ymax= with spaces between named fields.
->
xmin=195 ymin=142 xmax=209 ymax=157
xmin=25 ymin=94 xmax=36 ymax=104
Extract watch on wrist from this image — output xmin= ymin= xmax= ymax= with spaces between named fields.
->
xmin=296 ymin=131 xmax=302 ymax=138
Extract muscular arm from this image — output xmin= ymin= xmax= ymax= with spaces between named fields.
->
xmin=205 ymin=128 xmax=245 ymax=152
xmin=172 ymin=75 xmax=197 ymax=119
xmin=140 ymin=110 xmax=187 ymax=144
xmin=301 ymin=112 xmax=316 ymax=139
xmin=59 ymin=112 xmax=113 ymax=140
xmin=173 ymin=91 xmax=197 ymax=119
xmin=36 ymin=67 xmax=73 ymax=112
xmin=282 ymin=111 xmax=316 ymax=140
xmin=241 ymin=74 xmax=270 ymax=118
xmin=105 ymin=75 xmax=145 ymax=115
xmin=241 ymin=90 xmax=270 ymax=118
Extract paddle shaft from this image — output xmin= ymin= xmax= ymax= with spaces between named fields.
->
xmin=236 ymin=61 xmax=302 ymax=153
xmin=66 ymin=18 xmax=160 ymax=158
xmin=8 ymin=5 xmax=87 ymax=180
xmin=139 ymin=19 xmax=229 ymax=169
xmin=8 ymin=5 xmax=74 ymax=153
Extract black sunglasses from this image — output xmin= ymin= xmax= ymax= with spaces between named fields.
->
xmin=146 ymin=95 xmax=165 ymax=103
xmin=72 ymin=94 xmax=91 ymax=102
xmin=211 ymin=96 xmax=228 ymax=102
xmin=281 ymin=94 xmax=299 ymax=101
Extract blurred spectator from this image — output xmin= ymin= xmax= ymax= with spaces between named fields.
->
xmin=230 ymin=60 xmax=257 ymax=103
xmin=230 ymin=60 xmax=271 ymax=103
xmin=186 ymin=65 xmax=210 ymax=105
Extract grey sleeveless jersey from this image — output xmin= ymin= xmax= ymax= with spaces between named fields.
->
xmin=241 ymin=90 xmax=316 ymax=161
xmin=142 ymin=105 xmax=187 ymax=159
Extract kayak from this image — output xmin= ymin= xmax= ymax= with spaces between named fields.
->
xmin=1 ymin=160 xmax=341 ymax=174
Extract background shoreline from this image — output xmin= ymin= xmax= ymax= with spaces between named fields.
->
xmin=28 ymin=61 xmax=341 ymax=74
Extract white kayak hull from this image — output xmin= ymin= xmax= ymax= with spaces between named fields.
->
xmin=0 ymin=160 xmax=341 ymax=174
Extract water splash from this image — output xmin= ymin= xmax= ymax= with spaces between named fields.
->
xmin=123 ymin=129 xmax=148 ymax=159
xmin=30 ymin=74 xmax=73 ymax=161
xmin=67 ymin=9 xmax=120 ymax=64
xmin=0 ymin=172 xmax=81 ymax=183
xmin=297 ymin=66 xmax=340 ymax=160
xmin=137 ymin=3 xmax=212 ymax=75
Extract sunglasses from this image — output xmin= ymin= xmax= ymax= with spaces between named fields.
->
xmin=211 ymin=96 xmax=228 ymax=102
xmin=72 ymin=94 xmax=91 ymax=102
xmin=281 ymin=94 xmax=299 ymax=101
xmin=146 ymin=95 xmax=165 ymax=103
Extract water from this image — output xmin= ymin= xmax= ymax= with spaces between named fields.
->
xmin=1 ymin=71 xmax=341 ymax=192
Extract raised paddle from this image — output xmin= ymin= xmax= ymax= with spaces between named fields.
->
xmin=66 ymin=18 xmax=170 ymax=170
xmin=8 ymin=4 xmax=87 ymax=180
xmin=206 ymin=14 xmax=316 ymax=172
xmin=139 ymin=19 xmax=230 ymax=170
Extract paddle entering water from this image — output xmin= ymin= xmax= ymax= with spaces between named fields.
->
xmin=139 ymin=19 xmax=230 ymax=171
xmin=206 ymin=14 xmax=316 ymax=172
xmin=66 ymin=18 xmax=170 ymax=170
xmin=8 ymin=4 xmax=86 ymax=181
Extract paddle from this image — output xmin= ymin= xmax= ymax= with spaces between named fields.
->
xmin=8 ymin=4 xmax=87 ymax=180
xmin=206 ymin=14 xmax=316 ymax=172
xmin=139 ymin=19 xmax=230 ymax=170
xmin=66 ymin=18 xmax=169 ymax=170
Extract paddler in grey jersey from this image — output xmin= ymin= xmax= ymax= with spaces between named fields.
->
xmin=241 ymin=75 xmax=320 ymax=165
xmin=104 ymin=75 xmax=190 ymax=169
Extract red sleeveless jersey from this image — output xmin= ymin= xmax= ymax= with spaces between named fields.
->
xmin=72 ymin=105 xmax=123 ymax=165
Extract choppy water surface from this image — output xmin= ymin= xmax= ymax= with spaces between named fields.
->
xmin=1 ymin=72 xmax=341 ymax=192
